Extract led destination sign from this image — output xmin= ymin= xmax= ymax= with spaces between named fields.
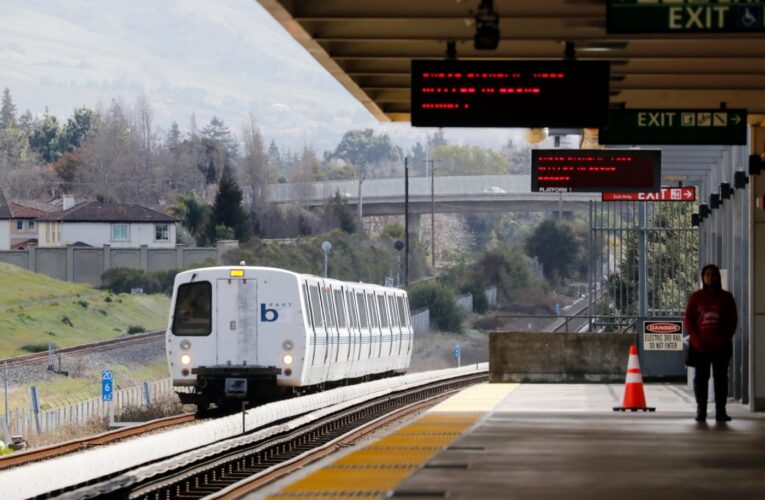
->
xmin=531 ymin=150 xmax=661 ymax=193
xmin=410 ymin=60 xmax=610 ymax=128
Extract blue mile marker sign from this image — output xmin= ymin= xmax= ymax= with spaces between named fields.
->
xmin=102 ymin=370 xmax=113 ymax=402
xmin=454 ymin=344 xmax=462 ymax=359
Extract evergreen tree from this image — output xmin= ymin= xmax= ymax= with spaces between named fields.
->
xmin=206 ymin=165 xmax=250 ymax=243
xmin=29 ymin=113 xmax=61 ymax=163
xmin=166 ymin=121 xmax=181 ymax=151
xmin=1 ymin=88 xmax=17 ymax=129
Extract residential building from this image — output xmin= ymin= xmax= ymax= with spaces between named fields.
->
xmin=8 ymin=200 xmax=59 ymax=249
xmin=36 ymin=201 xmax=178 ymax=248
xmin=0 ymin=190 xmax=10 ymax=250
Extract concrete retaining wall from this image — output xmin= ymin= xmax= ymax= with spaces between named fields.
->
xmin=0 ymin=241 xmax=237 ymax=286
xmin=489 ymin=331 xmax=634 ymax=383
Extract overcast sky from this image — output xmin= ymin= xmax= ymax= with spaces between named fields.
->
xmin=0 ymin=0 xmax=523 ymax=153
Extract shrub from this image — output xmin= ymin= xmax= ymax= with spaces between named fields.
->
xmin=408 ymin=282 xmax=463 ymax=332
xmin=127 ymin=325 xmax=146 ymax=335
xmin=61 ymin=316 xmax=73 ymax=327
xmin=97 ymin=309 xmax=108 ymax=316
xmin=461 ymin=280 xmax=489 ymax=314
xmin=77 ymin=300 xmax=89 ymax=308
xmin=100 ymin=268 xmax=164 ymax=295
xmin=104 ymin=296 xmax=113 ymax=303
xmin=21 ymin=342 xmax=55 ymax=353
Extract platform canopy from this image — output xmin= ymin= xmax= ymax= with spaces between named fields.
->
xmin=257 ymin=0 xmax=765 ymax=125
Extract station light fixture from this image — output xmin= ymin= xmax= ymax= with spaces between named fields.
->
xmin=474 ymin=0 xmax=500 ymax=50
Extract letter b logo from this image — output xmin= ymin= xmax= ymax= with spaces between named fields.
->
xmin=261 ymin=304 xmax=279 ymax=322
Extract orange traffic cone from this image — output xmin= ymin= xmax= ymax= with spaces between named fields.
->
xmin=613 ymin=344 xmax=655 ymax=412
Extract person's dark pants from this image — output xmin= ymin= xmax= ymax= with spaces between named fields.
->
xmin=693 ymin=348 xmax=731 ymax=417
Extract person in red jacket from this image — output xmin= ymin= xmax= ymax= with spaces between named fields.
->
xmin=684 ymin=264 xmax=738 ymax=422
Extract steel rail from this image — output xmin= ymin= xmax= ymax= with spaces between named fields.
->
xmin=0 ymin=412 xmax=194 ymax=470
xmin=212 ymin=390 xmax=456 ymax=500
xmin=0 ymin=330 xmax=165 ymax=368
xmin=56 ymin=371 xmax=488 ymax=500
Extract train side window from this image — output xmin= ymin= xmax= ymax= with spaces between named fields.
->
xmin=172 ymin=282 xmax=212 ymax=336
xmin=388 ymin=296 xmax=398 ymax=327
xmin=377 ymin=295 xmax=388 ymax=328
xmin=302 ymin=284 xmax=314 ymax=329
xmin=309 ymin=285 xmax=324 ymax=327
xmin=333 ymin=289 xmax=346 ymax=328
xmin=396 ymin=296 xmax=407 ymax=326
xmin=356 ymin=292 xmax=368 ymax=328
xmin=322 ymin=288 xmax=335 ymax=328
xmin=368 ymin=293 xmax=379 ymax=328
xmin=346 ymin=290 xmax=357 ymax=328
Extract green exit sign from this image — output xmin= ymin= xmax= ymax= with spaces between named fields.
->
xmin=599 ymin=109 xmax=747 ymax=145
xmin=607 ymin=1 xmax=765 ymax=33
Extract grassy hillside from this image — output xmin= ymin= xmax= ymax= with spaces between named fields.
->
xmin=0 ymin=262 xmax=171 ymax=358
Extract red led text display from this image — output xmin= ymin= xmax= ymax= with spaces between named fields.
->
xmin=531 ymin=150 xmax=661 ymax=193
xmin=411 ymin=60 xmax=610 ymax=128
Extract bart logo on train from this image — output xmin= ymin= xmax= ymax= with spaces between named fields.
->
xmin=260 ymin=304 xmax=279 ymax=322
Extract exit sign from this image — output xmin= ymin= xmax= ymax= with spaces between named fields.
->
xmin=599 ymin=109 xmax=747 ymax=145
xmin=603 ymin=187 xmax=696 ymax=202
xmin=607 ymin=1 xmax=765 ymax=33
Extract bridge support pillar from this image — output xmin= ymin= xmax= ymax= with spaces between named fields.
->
xmin=408 ymin=213 xmax=422 ymax=240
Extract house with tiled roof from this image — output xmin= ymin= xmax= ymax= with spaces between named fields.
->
xmin=36 ymin=201 xmax=178 ymax=248
xmin=7 ymin=200 xmax=59 ymax=249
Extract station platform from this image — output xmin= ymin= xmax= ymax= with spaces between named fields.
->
xmin=258 ymin=383 xmax=765 ymax=499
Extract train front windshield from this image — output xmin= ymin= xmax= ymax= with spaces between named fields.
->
xmin=172 ymin=282 xmax=212 ymax=336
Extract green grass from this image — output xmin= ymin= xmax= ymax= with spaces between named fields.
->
xmin=2 ymin=359 xmax=170 ymax=413
xmin=0 ymin=262 xmax=171 ymax=359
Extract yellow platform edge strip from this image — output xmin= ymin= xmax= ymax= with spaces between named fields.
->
xmin=267 ymin=383 xmax=518 ymax=499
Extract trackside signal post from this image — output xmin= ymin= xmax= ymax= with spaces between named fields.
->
xmin=102 ymin=370 xmax=114 ymax=424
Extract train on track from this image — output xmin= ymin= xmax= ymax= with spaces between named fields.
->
xmin=167 ymin=265 xmax=413 ymax=412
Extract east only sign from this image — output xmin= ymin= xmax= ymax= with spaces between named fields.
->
xmin=643 ymin=321 xmax=683 ymax=351
xmin=602 ymin=187 xmax=696 ymax=202
xmin=608 ymin=0 xmax=765 ymax=33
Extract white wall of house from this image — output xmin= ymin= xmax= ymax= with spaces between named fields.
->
xmin=40 ymin=222 xmax=176 ymax=248
xmin=0 ymin=221 xmax=10 ymax=250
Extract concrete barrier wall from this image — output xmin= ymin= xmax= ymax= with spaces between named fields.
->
xmin=0 ymin=242 xmax=233 ymax=286
xmin=489 ymin=331 xmax=633 ymax=383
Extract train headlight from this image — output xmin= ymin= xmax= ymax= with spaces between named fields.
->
xmin=180 ymin=354 xmax=192 ymax=366
xmin=282 ymin=353 xmax=294 ymax=365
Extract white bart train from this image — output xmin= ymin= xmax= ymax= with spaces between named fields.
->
xmin=167 ymin=266 xmax=413 ymax=411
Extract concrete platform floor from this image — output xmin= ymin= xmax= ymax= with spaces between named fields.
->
xmin=391 ymin=384 xmax=765 ymax=500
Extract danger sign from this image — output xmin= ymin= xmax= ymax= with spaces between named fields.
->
xmin=643 ymin=321 xmax=683 ymax=351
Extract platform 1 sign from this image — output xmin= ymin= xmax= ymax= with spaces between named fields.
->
xmin=643 ymin=321 xmax=683 ymax=351
xmin=607 ymin=1 xmax=765 ymax=33
xmin=599 ymin=109 xmax=747 ymax=145
xmin=603 ymin=187 xmax=696 ymax=202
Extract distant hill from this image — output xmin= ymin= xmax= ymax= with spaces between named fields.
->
xmin=0 ymin=262 xmax=170 ymax=358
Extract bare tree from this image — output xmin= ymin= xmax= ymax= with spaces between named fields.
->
xmin=239 ymin=112 xmax=273 ymax=231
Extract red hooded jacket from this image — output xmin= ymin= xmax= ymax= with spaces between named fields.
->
xmin=684 ymin=286 xmax=737 ymax=353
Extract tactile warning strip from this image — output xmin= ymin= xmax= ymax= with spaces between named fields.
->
xmin=266 ymin=383 xmax=518 ymax=499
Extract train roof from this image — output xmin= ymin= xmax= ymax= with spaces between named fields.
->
xmin=175 ymin=265 xmax=405 ymax=293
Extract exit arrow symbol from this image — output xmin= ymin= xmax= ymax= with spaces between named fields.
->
xmin=684 ymin=190 xmax=692 ymax=199
xmin=732 ymin=114 xmax=742 ymax=125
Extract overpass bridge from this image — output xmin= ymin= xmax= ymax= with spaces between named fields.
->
xmin=265 ymin=174 xmax=599 ymax=218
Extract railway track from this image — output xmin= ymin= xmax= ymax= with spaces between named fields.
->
xmin=0 ymin=330 xmax=165 ymax=368
xmin=0 ymin=412 xmax=195 ymax=470
xmin=53 ymin=370 xmax=488 ymax=500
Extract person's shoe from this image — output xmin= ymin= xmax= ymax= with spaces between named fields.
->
xmin=715 ymin=412 xmax=732 ymax=422
xmin=695 ymin=411 xmax=707 ymax=422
